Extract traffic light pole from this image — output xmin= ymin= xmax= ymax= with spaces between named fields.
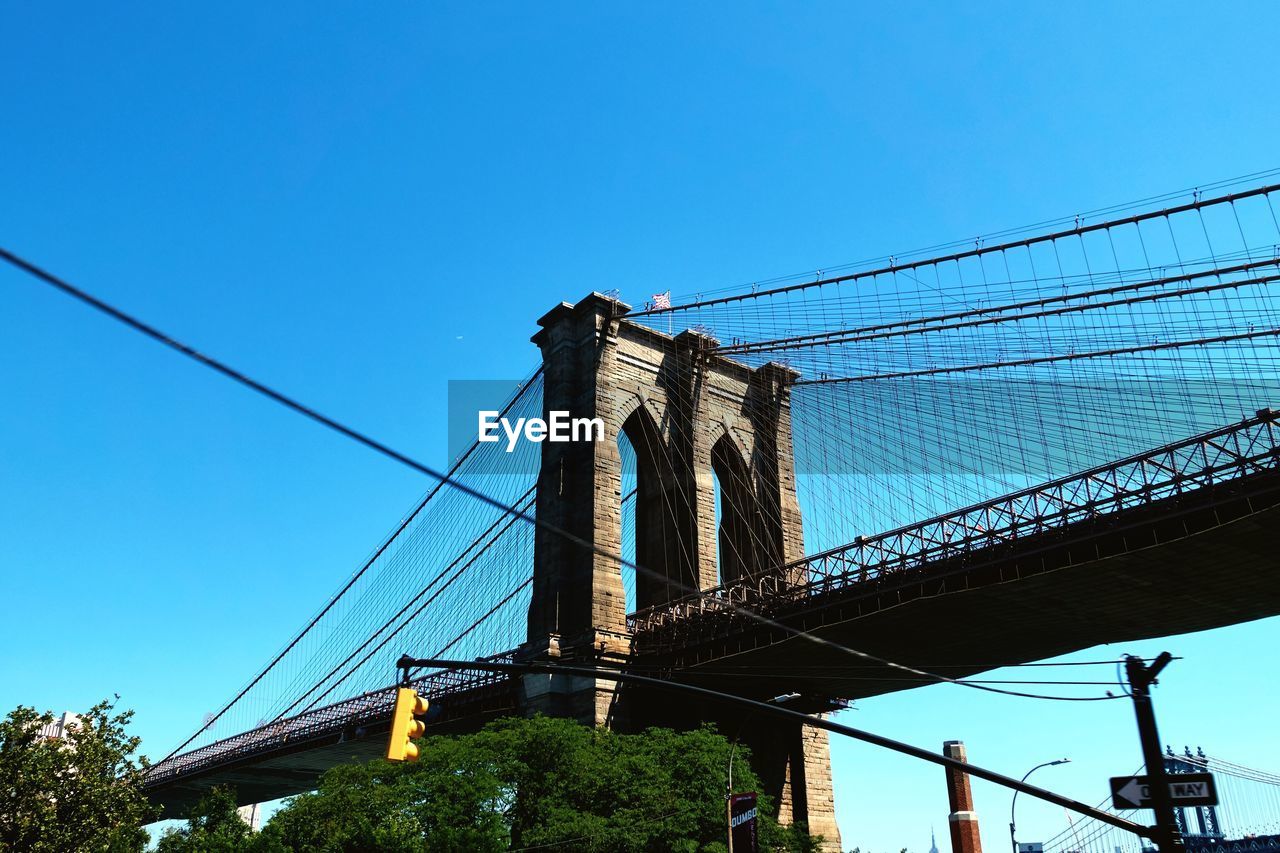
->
xmin=1125 ymin=653 xmax=1185 ymax=853
xmin=396 ymin=655 xmax=1153 ymax=840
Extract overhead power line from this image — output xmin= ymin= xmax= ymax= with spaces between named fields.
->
xmin=0 ymin=245 xmax=1126 ymax=706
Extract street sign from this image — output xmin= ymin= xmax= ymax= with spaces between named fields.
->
xmin=1109 ymin=773 xmax=1217 ymax=809
xmin=728 ymin=792 xmax=758 ymax=853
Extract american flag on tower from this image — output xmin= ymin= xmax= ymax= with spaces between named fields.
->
xmin=652 ymin=291 xmax=671 ymax=310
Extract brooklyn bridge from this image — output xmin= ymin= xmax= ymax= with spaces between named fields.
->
xmin=138 ymin=178 xmax=1280 ymax=847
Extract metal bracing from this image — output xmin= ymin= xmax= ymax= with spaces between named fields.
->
xmin=143 ymin=651 xmax=518 ymax=788
xmin=628 ymin=409 xmax=1280 ymax=638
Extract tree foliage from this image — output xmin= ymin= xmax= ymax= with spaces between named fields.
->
xmin=154 ymin=785 xmax=253 ymax=852
xmin=171 ymin=716 xmax=819 ymax=852
xmin=0 ymin=700 xmax=155 ymax=852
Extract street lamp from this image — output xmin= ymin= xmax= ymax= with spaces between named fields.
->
xmin=1010 ymin=758 xmax=1070 ymax=853
xmin=726 ymin=693 xmax=802 ymax=853
xmin=727 ymin=693 xmax=800 ymax=796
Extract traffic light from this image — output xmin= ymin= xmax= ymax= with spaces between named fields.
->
xmin=385 ymin=687 xmax=429 ymax=761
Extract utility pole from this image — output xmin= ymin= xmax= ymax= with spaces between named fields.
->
xmin=726 ymin=795 xmax=733 ymax=853
xmin=1125 ymin=653 xmax=1185 ymax=853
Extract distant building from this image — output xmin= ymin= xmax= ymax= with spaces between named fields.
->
xmin=237 ymin=803 xmax=262 ymax=832
xmin=35 ymin=712 xmax=80 ymax=741
xmin=929 ymin=828 xmax=940 ymax=853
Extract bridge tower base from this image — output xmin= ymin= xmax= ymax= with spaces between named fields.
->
xmin=750 ymin=715 xmax=842 ymax=849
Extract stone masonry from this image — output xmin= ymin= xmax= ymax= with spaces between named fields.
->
xmin=519 ymin=293 xmax=841 ymax=850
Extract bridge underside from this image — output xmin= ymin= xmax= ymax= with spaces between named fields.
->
xmin=170 ymin=737 xmax=388 ymax=810
xmin=147 ymin=469 xmax=1280 ymax=817
xmin=148 ymin=680 xmax=520 ymax=817
xmin=642 ymin=468 xmax=1280 ymax=708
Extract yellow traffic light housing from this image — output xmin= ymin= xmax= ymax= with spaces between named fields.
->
xmin=385 ymin=687 xmax=429 ymax=762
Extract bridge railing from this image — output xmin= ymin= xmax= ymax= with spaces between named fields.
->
xmin=145 ymin=650 xmax=518 ymax=788
xmin=628 ymin=409 xmax=1280 ymax=637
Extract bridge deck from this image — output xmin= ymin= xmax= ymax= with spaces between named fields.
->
xmin=145 ymin=412 xmax=1280 ymax=815
xmin=632 ymin=465 xmax=1280 ymax=716
xmin=145 ymin=659 xmax=520 ymax=815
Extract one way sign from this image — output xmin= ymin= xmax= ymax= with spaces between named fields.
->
xmin=1110 ymin=773 xmax=1217 ymax=809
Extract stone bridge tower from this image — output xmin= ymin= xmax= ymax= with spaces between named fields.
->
xmin=520 ymin=293 xmax=840 ymax=848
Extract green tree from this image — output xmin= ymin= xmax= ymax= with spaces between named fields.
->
xmin=256 ymin=715 xmax=820 ymax=852
xmin=0 ymin=700 xmax=155 ymax=852
xmin=154 ymin=785 xmax=253 ymax=852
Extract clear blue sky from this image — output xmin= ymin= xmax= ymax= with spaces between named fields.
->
xmin=2 ymin=3 xmax=1278 ymax=849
